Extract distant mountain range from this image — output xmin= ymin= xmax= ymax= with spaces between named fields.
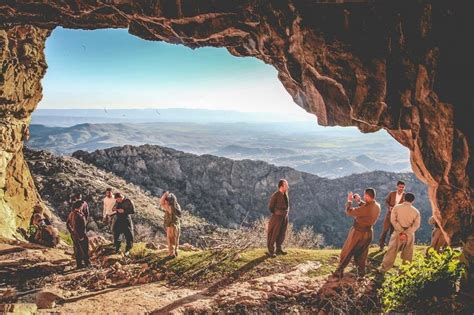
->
xmin=32 ymin=108 xmax=313 ymax=126
xmin=25 ymin=148 xmax=224 ymax=247
xmin=27 ymin=120 xmax=410 ymax=178
xmin=72 ymin=144 xmax=432 ymax=246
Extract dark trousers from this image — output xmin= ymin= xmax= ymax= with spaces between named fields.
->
xmin=335 ymin=228 xmax=373 ymax=276
xmin=267 ymin=212 xmax=289 ymax=254
xmin=113 ymin=220 xmax=134 ymax=252
xmin=73 ymin=236 xmax=90 ymax=267
xmin=379 ymin=210 xmax=394 ymax=247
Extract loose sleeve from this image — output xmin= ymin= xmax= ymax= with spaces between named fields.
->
xmin=346 ymin=202 xmax=366 ymax=217
xmin=405 ymin=213 xmax=421 ymax=234
xmin=74 ymin=214 xmax=86 ymax=239
xmin=102 ymin=199 xmax=107 ymax=218
xmin=268 ymin=194 xmax=276 ymax=213
xmin=391 ymin=206 xmax=404 ymax=231
xmin=385 ymin=193 xmax=392 ymax=209
xmin=82 ymin=202 xmax=89 ymax=220
xmin=125 ymin=199 xmax=135 ymax=214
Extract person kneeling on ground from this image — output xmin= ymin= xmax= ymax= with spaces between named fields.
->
xmin=67 ymin=200 xmax=90 ymax=269
xmin=160 ymin=192 xmax=182 ymax=258
xmin=333 ymin=188 xmax=381 ymax=278
xmin=112 ymin=192 xmax=135 ymax=255
xmin=28 ymin=205 xmax=59 ymax=247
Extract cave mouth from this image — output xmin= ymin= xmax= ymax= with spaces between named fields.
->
xmin=29 ymin=27 xmax=433 ymax=247
xmin=0 ymin=2 xmax=471 ymax=254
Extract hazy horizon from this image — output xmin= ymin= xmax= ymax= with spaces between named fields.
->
xmin=39 ymin=27 xmax=310 ymax=118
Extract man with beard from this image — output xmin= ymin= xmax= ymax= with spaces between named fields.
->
xmin=112 ymin=193 xmax=135 ymax=255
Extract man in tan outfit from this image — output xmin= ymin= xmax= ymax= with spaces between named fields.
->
xmin=267 ymin=179 xmax=289 ymax=258
xmin=379 ymin=181 xmax=406 ymax=249
xmin=381 ymin=192 xmax=420 ymax=272
xmin=333 ymin=188 xmax=381 ymax=278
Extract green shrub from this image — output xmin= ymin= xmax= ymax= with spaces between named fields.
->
xmin=58 ymin=231 xmax=73 ymax=246
xmin=381 ymin=247 xmax=465 ymax=312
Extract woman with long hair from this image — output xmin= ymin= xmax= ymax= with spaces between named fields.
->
xmin=160 ymin=191 xmax=182 ymax=258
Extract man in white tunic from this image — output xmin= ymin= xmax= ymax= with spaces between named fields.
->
xmin=102 ymin=188 xmax=116 ymax=229
xmin=381 ymin=192 xmax=420 ymax=272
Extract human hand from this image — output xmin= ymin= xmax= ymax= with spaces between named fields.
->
xmin=399 ymin=233 xmax=408 ymax=242
xmin=353 ymin=193 xmax=361 ymax=203
xmin=347 ymin=192 xmax=353 ymax=202
xmin=116 ymin=208 xmax=124 ymax=214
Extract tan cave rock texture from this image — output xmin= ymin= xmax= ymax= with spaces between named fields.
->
xmin=0 ymin=1 xmax=472 ymax=253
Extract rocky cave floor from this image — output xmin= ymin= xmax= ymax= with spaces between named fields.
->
xmin=0 ymin=238 xmax=470 ymax=314
xmin=0 ymin=236 xmax=379 ymax=314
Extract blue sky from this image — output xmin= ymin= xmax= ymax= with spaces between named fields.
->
xmin=39 ymin=27 xmax=309 ymax=117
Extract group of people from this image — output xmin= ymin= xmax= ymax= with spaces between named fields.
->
xmin=28 ymin=179 xmax=446 ymax=275
xmin=266 ymin=179 xmax=447 ymax=278
xmin=64 ymin=188 xmax=182 ymax=269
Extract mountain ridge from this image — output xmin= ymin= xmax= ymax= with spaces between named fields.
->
xmin=28 ymin=122 xmax=411 ymax=178
xmin=72 ymin=144 xmax=431 ymax=246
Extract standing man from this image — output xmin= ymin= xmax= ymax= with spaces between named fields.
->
xmin=66 ymin=200 xmax=90 ymax=269
xmin=267 ymin=179 xmax=290 ymax=258
xmin=333 ymin=188 xmax=381 ymax=278
xmin=379 ymin=181 xmax=406 ymax=250
xmin=71 ymin=193 xmax=89 ymax=222
xmin=102 ymin=188 xmax=116 ymax=230
xmin=112 ymin=193 xmax=135 ymax=255
xmin=381 ymin=193 xmax=420 ymax=272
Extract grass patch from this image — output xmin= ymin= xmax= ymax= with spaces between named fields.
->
xmin=59 ymin=231 xmax=73 ymax=246
xmin=128 ymin=242 xmax=158 ymax=259
xmin=141 ymin=247 xmax=342 ymax=288
xmin=122 ymin=244 xmax=428 ymax=290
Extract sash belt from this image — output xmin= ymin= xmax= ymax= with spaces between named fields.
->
xmin=353 ymin=222 xmax=372 ymax=233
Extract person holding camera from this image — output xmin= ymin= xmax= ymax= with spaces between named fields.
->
xmin=333 ymin=188 xmax=381 ymax=278
xmin=380 ymin=192 xmax=420 ymax=272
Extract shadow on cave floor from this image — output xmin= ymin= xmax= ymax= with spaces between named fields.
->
xmin=150 ymin=255 xmax=269 ymax=314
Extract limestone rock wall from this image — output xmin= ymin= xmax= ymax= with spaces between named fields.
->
xmin=0 ymin=1 xmax=472 ymax=249
xmin=0 ymin=25 xmax=50 ymax=237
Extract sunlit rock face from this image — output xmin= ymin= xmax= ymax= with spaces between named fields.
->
xmin=0 ymin=1 xmax=471 ymax=248
xmin=0 ymin=26 xmax=50 ymax=236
